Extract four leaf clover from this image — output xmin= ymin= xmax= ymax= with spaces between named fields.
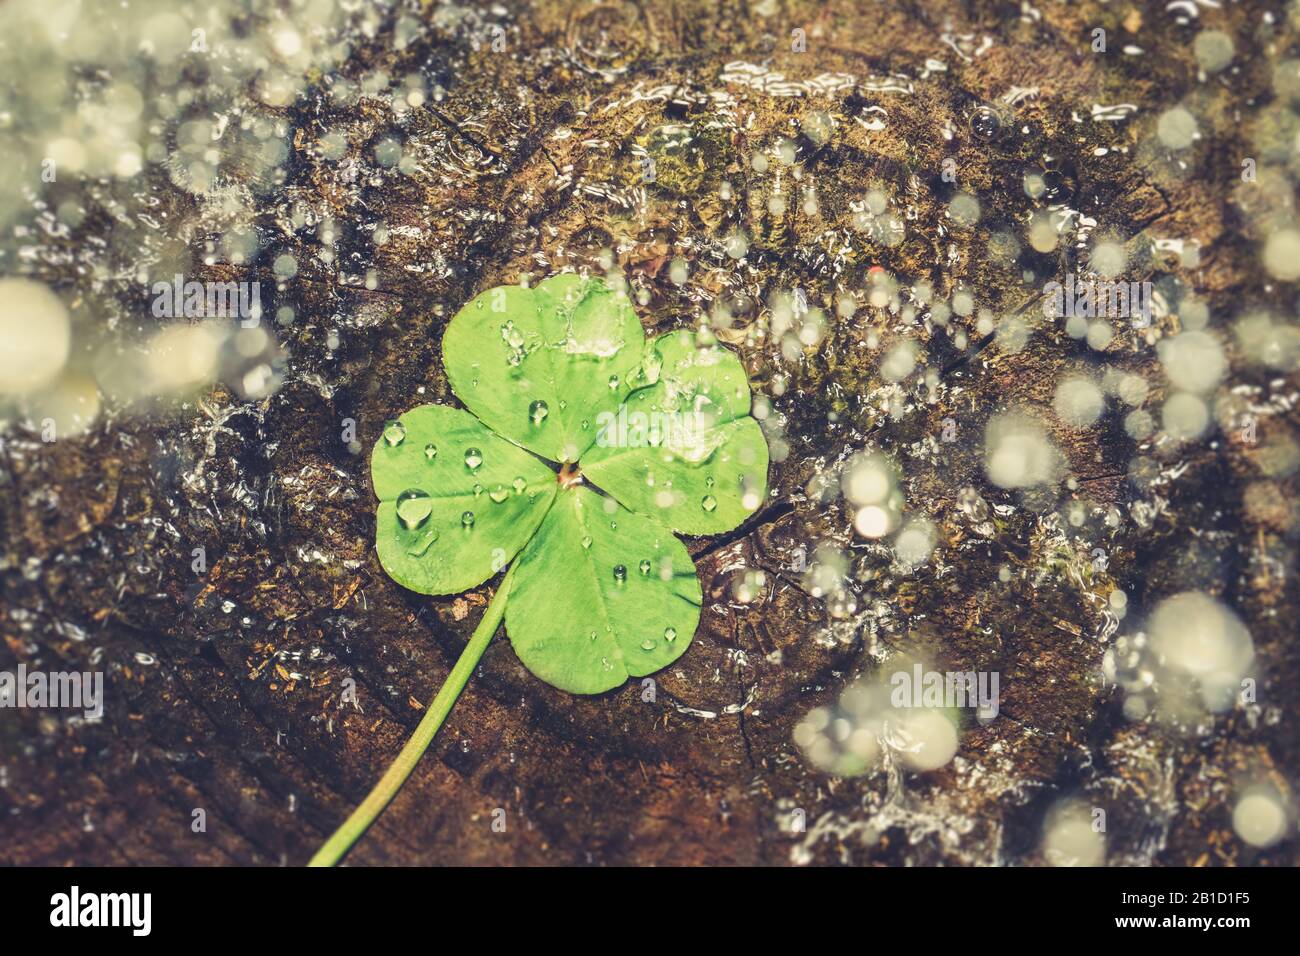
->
xmin=313 ymin=274 xmax=769 ymax=865
xmin=373 ymin=273 xmax=769 ymax=693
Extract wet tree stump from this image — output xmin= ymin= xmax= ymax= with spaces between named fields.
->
xmin=2 ymin=0 xmax=1297 ymax=866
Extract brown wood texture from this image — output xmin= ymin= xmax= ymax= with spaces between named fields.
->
xmin=1 ymin=0 xmax=1297 ymax=866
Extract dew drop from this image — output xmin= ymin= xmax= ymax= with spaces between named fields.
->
xmin=640 ymin=638 xmax=656 ymax=651
xmin=382 ymin=419 xmax=406 ymax=446
xmin=608 ymin=374 xmax=620 ymax=390
xmin=489 ymin=484 xmax=509 ymax=503
xmin=581 ymin=535 xmax=593 ymax=549
xmin=701 ymin=494 xmax=718 ymax=512
xmin=464 ymin=447 xmax=483 ymax=471
xmin=638 ymin=559 xmax=651 ymax=576
xmin=461 ymin=510 xmax=475 ymax=528
xmin=396 ymin=488 xmax=432 ymax=529
xmin=664 ymin=627 xmax=677 ymax=642
xmin=406 ymin=528 xmax=440 ymax=557
xmin=970 ymin=105 xmax=1001 ymax=140
xmin=613 ymin=564 xmax=627 ymax=583
xmin=512 ymin=476 xmax=527 ymax=494
xmin=529 ymin=400 xmax=549 ymax=425
xmin=423 ymin=443 xmax=438 ymax=460
xmin=1040 ymin=169 xmax=1074 ymax=204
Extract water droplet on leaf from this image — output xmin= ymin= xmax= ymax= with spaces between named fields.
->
xmin=396 ymin=488 xmax=432 ymax=529
xmin=406 ymin=527 xmax=440 ymax=557
xmin=383 ymin=420 xmax=406 ymax=446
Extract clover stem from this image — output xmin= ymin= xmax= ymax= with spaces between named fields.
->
xmin=308 ymin=563 xmax=518 ymax=867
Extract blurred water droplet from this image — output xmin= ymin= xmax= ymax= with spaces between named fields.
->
xmin=970 ymin=105 xmax=1001 ymax=140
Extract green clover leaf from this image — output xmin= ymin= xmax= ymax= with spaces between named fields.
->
xmin=507 ymin=485 xmax=701 ymax=694
xmin=581 ymin=328 xmax=770 ymax=535
xmin=372 ymin=405 xmax=557 ymax=595
xmin=441 ymin=274 xmax=646 ymax=464
xmin=312 ymin=274 xmax=768 ymax=865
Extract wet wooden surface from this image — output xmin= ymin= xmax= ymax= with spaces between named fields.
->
xmin=2 ymin=0 xmax=1297 ymax=866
